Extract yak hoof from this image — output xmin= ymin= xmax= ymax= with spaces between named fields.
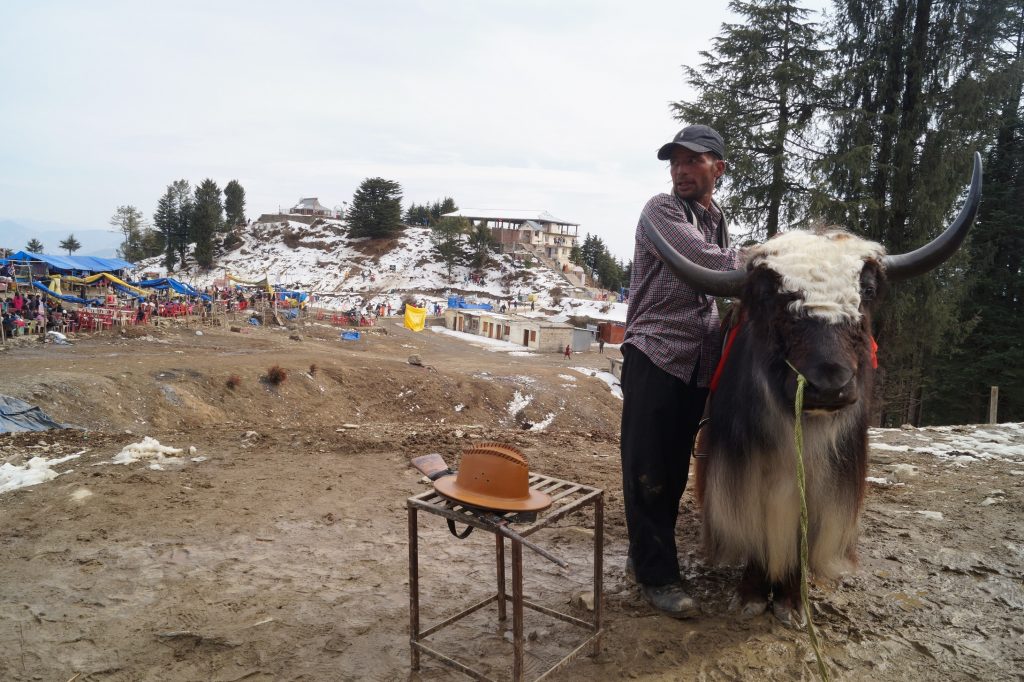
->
xmin=731 ymin=593 xmax=769 ymax=618
xmin=772 ymin=601 xmax=807 ymax=629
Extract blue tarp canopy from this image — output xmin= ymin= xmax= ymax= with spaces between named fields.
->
xmin=275 ymin=289 xmax=308 ymax=302
xmin=447 ymin=295 xmax=493 ymax=311
xmin=31 ymin=281 xmax=102 ymax=306
xmin=135 ymin=278 xmax=211 ymax=301
xmin=7 ymin=251 xmax=134 ymax=274
xmin=111 ymin=283 xmax=146 ymax=300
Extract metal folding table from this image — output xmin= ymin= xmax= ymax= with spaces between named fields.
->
xmin=407 ymin=472 xmax=604 ymax=681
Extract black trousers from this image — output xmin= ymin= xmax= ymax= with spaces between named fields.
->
xmin=619 ymin=345 xmax=708 ymax=586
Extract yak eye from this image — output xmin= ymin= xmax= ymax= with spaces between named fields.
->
xmin=860 ymin=268 xmax=878 ymax=302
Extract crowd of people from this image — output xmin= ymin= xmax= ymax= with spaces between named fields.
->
xmin=1 ymin=274 xmax=555 ymax=341
xmin=1 ymin=291 xmax=75 ymax=337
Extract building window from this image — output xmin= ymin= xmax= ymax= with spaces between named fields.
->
xmin=530 ymin=330 xmax=536 ymax=342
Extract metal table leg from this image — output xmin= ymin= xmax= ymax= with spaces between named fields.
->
xmin=496 ymin=534 xmax=507 ymax=622
xmin=511 ymin=540 xmax=524 ymax=682
xmin=408 ymin=505 xmax=420 ymax=670
xmin=594 ymin=494 xmax=604 ymax=656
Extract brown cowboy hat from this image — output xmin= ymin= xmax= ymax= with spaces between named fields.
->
xmin=434 ymin=444 xmax=552 ymax=513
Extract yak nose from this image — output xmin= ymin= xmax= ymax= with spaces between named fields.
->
xmin=802 ymin=362 xmax=856 ymax=408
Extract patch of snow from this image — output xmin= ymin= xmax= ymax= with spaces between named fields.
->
xmin=111 ymin=437 xmax=185 ymax=471
xmin=570 ymin=367 xmax=622 ymax=400
xmin=866 ymin=423 xmax=1024 ymax=468
xmin=0 ymin=452 xmax=82 ymax=495
xmin=529 ymin=413 xmax=557 ymax=431
xmin=915 ymin=511 xmax=944 ymax=521
xmin=454 ymin=404 xmax=465 ymax=412
xmin=507 ymin=391 xmax=533 ymax=416
xmin=430 ymin=327 xmax=533 ymax=352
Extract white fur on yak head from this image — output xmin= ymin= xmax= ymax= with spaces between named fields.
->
xmin=747 ymin=230 xmax=884 ymax=323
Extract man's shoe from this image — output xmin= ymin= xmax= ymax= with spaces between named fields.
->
xmin=641 ymin=582 xmax=700 ymax=619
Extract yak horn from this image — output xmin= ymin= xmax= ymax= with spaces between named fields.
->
xmin=641 ymin=213 xmax=747 ymax=298
xmin=882 ymin=152 xmax=983 ymax=281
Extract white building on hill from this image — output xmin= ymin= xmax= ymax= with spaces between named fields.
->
xmin=442 ymin=208 xmax=579 ymax=269
xmin=290 ymin=197 xmax=334 ymax=217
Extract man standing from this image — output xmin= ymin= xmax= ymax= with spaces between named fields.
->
xmin=620 ymin=125 xmax=739 ymax=618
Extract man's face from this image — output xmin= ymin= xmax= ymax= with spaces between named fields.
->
xmin=669 ymin=147 xmax=725 ymax=204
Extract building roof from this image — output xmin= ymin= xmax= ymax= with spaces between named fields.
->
xmin=442 ymin=208 xmax=577 ymax=226
xmin=7 ymin=251 xmax=134 ymax=273
xmin=291 ymin=197 xmax=329 ymax=211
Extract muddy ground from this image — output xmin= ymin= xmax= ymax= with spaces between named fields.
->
xmin=0 ymin=319 xmax=1021 ymax=681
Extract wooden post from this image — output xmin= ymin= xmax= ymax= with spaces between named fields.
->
xmin=989 ymin=386 xmax=999 ymax=424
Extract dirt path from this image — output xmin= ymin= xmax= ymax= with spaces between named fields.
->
xmin=0 ymin=320 xmax=1020 ymax=681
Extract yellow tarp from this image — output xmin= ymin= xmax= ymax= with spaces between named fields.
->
xmin=404 ymin=305 xmax=426 ymax=332
xmin=62 ymin=272 xmax=149 ymax=296
xmin=226 ymin=272 xmax=273 ymax=293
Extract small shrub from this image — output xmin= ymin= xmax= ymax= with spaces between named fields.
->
xmin=223 ymin=232 xmax=244 ymax=251
xmin=282 ymin=230 xmax=302 ymax=249
xmin=226 ymin=374 xmax=241 ymax=390
xmin=265 ymin=365 xmax=287 ymax=385
xmin=309 ymin=363 xmax=318 ymax=376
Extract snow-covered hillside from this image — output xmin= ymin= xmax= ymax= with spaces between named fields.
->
xmin=136 ymin=218 xmax=627 ymax=322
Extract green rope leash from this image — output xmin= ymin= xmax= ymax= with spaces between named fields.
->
xmin=786 ymin=360 xmax=831 ymax=682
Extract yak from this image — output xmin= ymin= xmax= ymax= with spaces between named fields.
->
xmin=643 ymin=153 xmax=982 ymax=626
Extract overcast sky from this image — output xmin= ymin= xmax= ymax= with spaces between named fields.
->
xmin=0 ymin=0 xmax=826 ymax=261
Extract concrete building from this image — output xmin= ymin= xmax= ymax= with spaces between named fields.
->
xmin=443 ymin=309 xmax=577 ymax=353
xmin=290 ymin=197 xmax=333 ymax=217
xmin=441 ymin=208 xmax=580 ymax=270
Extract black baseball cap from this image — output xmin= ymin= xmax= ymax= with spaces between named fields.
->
xmin=657 ymin=125 xmax=726 ymax=160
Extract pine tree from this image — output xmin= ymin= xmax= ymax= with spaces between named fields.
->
xmin=164 ymin=179 xmax=193 ymax=267
xmin=569 ymin=244 xmax=583 ymax=266
xmin=138 ymin=228 xmax=165 ymax=259
xmin=428 ymin=197 xmax=458 ymax=224
xmin=153 ymin=186 xmax=178 ymax=270
xmin=573 ymin=233 xmax=627 ymax=290
xmin=467 ymin=223 xmax=496 ymax=271
xmin=59 ymin=234 xmax=81 ymax=255
xmin=817 ymin=0 xmax=1012 ymax=425
xmin=224 ymin=180 xmax=246 ymax=228
xmin=348 ymin=178 xmax=404 ymax=238
xmin=430 ymin=216 xmax=469 ymax=282
xmin=922 ymin=1 xmax=1024 ymax=424
xmin=404 ymin=197 xmax=456 ymax=226
xmin=191 ymin=179 xmax=223 ymax=269
xmin=26 ymin=238 xmax=44 ymax=253
xmin=403 ymin=202 xmax=432 ymax=226
xmin=109 ymin=205 xmax=146 ymax=262
xmin=672 ymin=0 xmax=826 ymax=238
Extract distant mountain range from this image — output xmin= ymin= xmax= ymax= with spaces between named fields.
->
xmin=0 ymin=218 xmax=122 ymax=257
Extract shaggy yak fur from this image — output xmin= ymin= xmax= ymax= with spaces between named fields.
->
xmin=697 ymin=230 xmax=887 ymax=626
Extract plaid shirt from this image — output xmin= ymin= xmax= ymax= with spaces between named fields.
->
xmin=624 ymin=193 xmax=739 ymax=386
